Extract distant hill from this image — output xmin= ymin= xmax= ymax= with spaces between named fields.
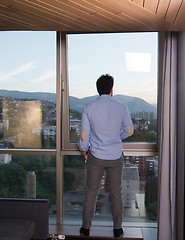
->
xmin=0 ymin=89 xmax=157 ymax=114
xmin=69 ymin=95 xmax=157 ymax=114
xmin=0 ymin=89 xmax=56 ymax=103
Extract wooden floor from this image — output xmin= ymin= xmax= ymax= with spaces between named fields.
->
xmin=49 ymin=225 xmax=143 ymax=240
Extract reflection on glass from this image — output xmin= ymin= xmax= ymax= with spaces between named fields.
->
xmin=0 ymin=154 xmax=56 ymax=221
xmin=67 ymin=33 xmax=158 ymax=144
xmin=123 ymin=156 xmax=158 ymax=221
xmin=2 ymin=99 xmax=42 ymax=148
xmin=63 ymin=155 xmax=158 ymax=224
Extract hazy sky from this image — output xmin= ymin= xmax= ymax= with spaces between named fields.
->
xmin=0 ymin=31 xmax=158 ymax=104
xmin=68 ymin=32 xmax=158 ymax=104
xmin=0 ymin=31 xmax=56 ymax=93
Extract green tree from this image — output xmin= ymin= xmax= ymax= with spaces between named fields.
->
xmin=145 ymin=176 xmax=158 ymax=219
xmin=64 ymin=171 xmax=75 ymax=191
xmin=0 ymin=164 xmax=26 ymax=198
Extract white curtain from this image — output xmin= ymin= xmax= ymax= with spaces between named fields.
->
xmin=158 ymin=32 xmax=177 ymax=240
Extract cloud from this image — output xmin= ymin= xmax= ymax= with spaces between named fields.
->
xmin=33 ymin=70 xmax=55 ymax=82
xmin=69 ymin=66 xmax=79 ymax=72
xmin=0 ymin=62 xmax=35 ymax=81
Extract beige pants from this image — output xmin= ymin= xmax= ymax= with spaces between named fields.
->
xmin=82 ymin=153 xmax=124 ymax=229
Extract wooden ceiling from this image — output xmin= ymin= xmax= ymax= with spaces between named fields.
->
xmin=0 ymin=0 xmax=185 ymax=32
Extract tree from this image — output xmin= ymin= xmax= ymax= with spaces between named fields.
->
xmin=145 ymin=176 xmax=158 ymax=219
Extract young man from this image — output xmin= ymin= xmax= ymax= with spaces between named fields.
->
xmin=78 ymin=74 xmax=134 ymax=238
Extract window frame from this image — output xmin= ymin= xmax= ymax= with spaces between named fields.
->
xmin=0 ymin=31 xmax=159 ymax=225
xmin=59 ymin=32 xmax=158 ymax=157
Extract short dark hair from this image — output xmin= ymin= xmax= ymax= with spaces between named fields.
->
xmin=96 ymin=74 xmax=114 ymax=95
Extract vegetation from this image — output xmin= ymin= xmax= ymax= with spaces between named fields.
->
xmin=69 ymin=109 xmax=81 ymax=119
xmin=126 ymin=118 xmax=157 ymax=143
xmin=0 ymin=154 xmax=56 ymax=207
xmin=63 ymin=155 xmax=85 ymax=192
xmin=145 ymin=172 xmax=158 ymax=220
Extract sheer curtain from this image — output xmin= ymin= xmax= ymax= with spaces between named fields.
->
xmin=158 ymin=32 xmax=177 ymax=240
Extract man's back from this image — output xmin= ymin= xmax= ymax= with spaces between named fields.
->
xmin=81 ymin=94 xmax=132 ymax=160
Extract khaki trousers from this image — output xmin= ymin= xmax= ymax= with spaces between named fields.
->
xmin=82 ymin=153 xmax=124 ymax=229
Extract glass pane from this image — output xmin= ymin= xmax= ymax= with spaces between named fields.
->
xmin=0 ymin=31 xmax=56 ymax=149
xmin=67 ymin=33 xmax=158 ymax=143
xmin=63 ymin=155 xmax=85 ymax=223
xmin=63 ymin=155 xmax=158 ymax=226
xmin=0 ymin=153 xmax=56 ymax=223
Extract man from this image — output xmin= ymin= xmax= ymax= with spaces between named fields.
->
xmin=78 ymin=74 xmax=134 ymax=238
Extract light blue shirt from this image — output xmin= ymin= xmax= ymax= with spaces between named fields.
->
xmin=78 ymin=95 xmax=133 ymax=160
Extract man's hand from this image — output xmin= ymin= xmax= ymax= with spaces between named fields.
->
xmin=82 ymin=151 xmax=90 ymax=160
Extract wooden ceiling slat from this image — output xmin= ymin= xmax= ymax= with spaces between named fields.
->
xmin=15 ymin=0 xmax=97 ymax=32
xmin=94 ymin=0 xmax=155 ymax=31
xmin=173 ymin=1 xmax=185 ymax=27
xmin=144 ymin=0 xmax=159 ymax=14
xmin=0 ymin=0 xmax=184 ymax=32
xmin=44 ymin=0 xmax=126 ymax=31
xmin=0 ymin=1 xmax=13 ymax=7
xmin=26 ymin=0 xmax=119 ymax=31
xmin=99 ymin=0 xmax=177 ymax=30
xmin=68 ymin=0 xmax=132 ymax=30
xmin=0 ymin=12 xmax=42 ymax=30
xmin=132 ymin=0 xmax=144 ymax=7
xmin=156 ymin=0 xmax=170 ymax=19
xmin=0 ymin=15 xmax=28 ymax=31
xmin=165 ymin=0 xmax=183 ymax=24
xmin=0 ymin=4 xmax=76 ymax=31
xmin=17 ymin=0 xmax=96 ymax=31
xmin=84 ymin=0 xmax=153 ymax=31
xmin=37 ymin=0 xmax=116 ymax=31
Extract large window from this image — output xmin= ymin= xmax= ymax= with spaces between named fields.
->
xmin=0 ymin=31 xmax=56 ymax=149
xmin=0 ymin=31 xmax=56 ymax=223
xmin=67 ymin=33 xmax=158 ymax=147
xmin=0 ymin=32 xmax=159 ymax=232
xmin=59 ymin=32 xmax=158 ymax=231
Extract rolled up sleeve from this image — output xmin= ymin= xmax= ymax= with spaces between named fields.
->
xmin=78 ymin=106 xmax=90 ymax=151
xmin=120 ymin=106 xmax=133 ymax=140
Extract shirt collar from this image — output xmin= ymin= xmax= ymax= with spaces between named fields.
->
xmin=98 ymin=94 xmax=111 ymax=99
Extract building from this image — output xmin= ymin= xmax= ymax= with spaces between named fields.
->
xmin=0 ymin=153 xmax=12 ymax=165
xmin=0 ymin=141 xmax=12 ymax=165
xmin=123 ymin=166 xmax=140 ymax=208
xmin=125 ymin=156 xmax=158 ymax=181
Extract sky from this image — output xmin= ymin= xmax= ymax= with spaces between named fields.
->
xmin=0 ymin=31 xmax=56 ymax=93
xmin=0 ymin=31 xmax=158 ymax=104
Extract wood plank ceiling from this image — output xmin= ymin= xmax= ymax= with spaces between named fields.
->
xmin=0 ymin=0 xmax=185 ymax=32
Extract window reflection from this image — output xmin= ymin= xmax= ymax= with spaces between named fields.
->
xmin=2 ymin=99 xmax=42 ymax=148
xmin=63 ymin=155 xmax=158 ymax=224
xmin=0 ymin=97 xmax=56 ymax=149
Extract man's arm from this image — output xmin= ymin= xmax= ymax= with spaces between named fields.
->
xmin=120 ymin=106 xmax=134 ymax=140
xmin=121 ymin=125 xmax=134 ymax=140
xmin=78 ymin=106 xmax=90 ymax=155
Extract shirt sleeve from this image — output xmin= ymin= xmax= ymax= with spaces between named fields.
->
xmin=120 ymin=105 xmax=133 ymax=140
xmin=78 ymin=106 xmax=91 ymax=151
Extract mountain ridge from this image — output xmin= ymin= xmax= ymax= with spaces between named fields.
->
xmin=0 ymin=89 xmax=157 ymax=114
